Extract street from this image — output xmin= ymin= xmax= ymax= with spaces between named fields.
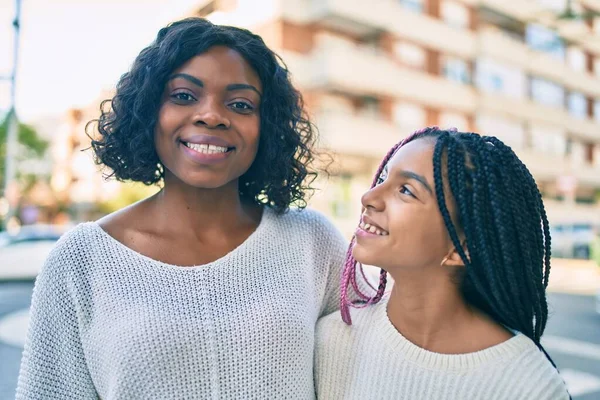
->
xmin=0 ymin=281 xmax=599 ymax=399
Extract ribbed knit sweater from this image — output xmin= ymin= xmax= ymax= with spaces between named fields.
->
xmin=315 ymin=297 xmax=570 ymax=400
xmin=17 ymin=208 xmax=347 ymax=400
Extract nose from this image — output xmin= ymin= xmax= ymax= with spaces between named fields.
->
xmin=193 ymin=98 xmax=230 ymax=129
xmin=361 ymin=185 xmax=385 ymax=212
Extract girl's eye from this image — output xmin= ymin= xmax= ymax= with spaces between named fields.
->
xmin=400 ymin=185 xmax=415 ymax=198
xmin=230 ymin=101 xmax=254 ymax=112
xmin=171 ymin=92 xmax=196 ymax=102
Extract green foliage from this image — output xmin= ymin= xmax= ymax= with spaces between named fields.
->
xmin=0 ymin=114 xmax=49 ymax=189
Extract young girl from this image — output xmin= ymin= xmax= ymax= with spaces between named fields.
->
xmin=316 ymin=127 xmax=570 ymax=399
xmin=17 ymin=18 xmax=347 ymax=399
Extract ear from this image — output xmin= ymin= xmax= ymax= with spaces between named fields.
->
xmin=441 ymin=240 xmax=470 ymax=267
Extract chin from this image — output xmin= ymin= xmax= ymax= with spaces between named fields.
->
xmin=352 ymin=243 xmax=378 ymax=267
xmin=175 ymin=170 xmax=237 ymax=189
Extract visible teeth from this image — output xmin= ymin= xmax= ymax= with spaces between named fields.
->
xmin=185 ymin=142 xmax=228 ymax=154
xmin=359 ymin=221 xmax=389 ymax=236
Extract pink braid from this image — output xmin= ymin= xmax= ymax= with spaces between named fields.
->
xmin=340 ymin=126 xmax=440 ymax=324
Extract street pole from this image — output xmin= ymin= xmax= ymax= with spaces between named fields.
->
xmin=2 ymin=0 xmax=22 ymax=231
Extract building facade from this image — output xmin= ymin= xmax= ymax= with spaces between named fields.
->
xmin=185 ymin=0 xmax=600 ymax=252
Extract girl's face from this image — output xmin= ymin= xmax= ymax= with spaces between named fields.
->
xmin=353 ymin=138 xmax=462 ymax=274
xmin=154 ymin=46 xmax=262 ymax=190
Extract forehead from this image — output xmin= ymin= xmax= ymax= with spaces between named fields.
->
xmin=172 ymin=46 xmax=262 ymax=90
xmin=385 ymin=138 xmax=435 ymax=176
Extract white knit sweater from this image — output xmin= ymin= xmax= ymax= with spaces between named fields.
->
xmin=17 ymin=208 xmax=347 ymax=400
xmin=315 ymin=297 xmax=570 ymax=400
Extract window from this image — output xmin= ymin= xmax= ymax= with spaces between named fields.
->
xmin=319 ymin=94 xmax=354 ymax=114
xmin=475 ymin=58 xmax=527 ymax=98
xmin=477 ymin=114 xmax=525 ymax=149
xmin=441 ymin=1 xmax=470 ymax=29
xmin=594 ymin=58 xmax=600 ymax=77
xmin=530 ymin=77 xmax=565 ymax=108
xmin=594 ymin=100 xmax=600 ymax=122
xmin=568 ymin=92 xmax=587 ymax=119
xmin=595 ymin=17 xmax=600 ymax=36
xmin=440 ymin=112 xmax=468 ymax=131
xmin=569 ymin=140 xmax=586 ymax=165
xmin=530 ymin=125 xmax=567 ymax=156
xmin=392 ymin=102 xmax=427 ymax=130
xmin=331 ymin=175 xmax=352 ymax=218
xmin=536 ymin=0 xmax=568 ymax=12
xmin=567 ymin=46 xmax=586 ymax=73
xmin=399 ymin=0 xmax=425 ymax=13
xmin=394 ymin=42 xmax=427 ymax=69
xmin=357 ymin=97 xmax=380 ymax=118
xmin=442 ymin=56 xmax=470 ymax=84
xmin=526 ymin=24 xmax=565 ymax=60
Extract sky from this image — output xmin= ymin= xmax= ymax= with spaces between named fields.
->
xmin=0 ymin=0 xmax=204 ymax=122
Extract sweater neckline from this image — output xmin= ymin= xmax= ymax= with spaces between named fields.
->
xmin=88 ymin=207 xmax=272 ymax=271
xmin=375 ymin=296 xmax=532 ymax=371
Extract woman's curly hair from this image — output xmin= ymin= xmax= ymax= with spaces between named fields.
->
xmin=88 ymin=17 xmax=320 ymax=214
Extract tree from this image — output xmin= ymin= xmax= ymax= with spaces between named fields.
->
xmin=0 ymin=115 xmax=49 ymax=190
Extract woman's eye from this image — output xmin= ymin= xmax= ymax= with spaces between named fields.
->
xmin=171 ymin=92 xmax=195 ymax=102
xmin=400 ymin=186 xmax=415 ymax=198
xmin=230 ymin=101 xmax=254 ymax=112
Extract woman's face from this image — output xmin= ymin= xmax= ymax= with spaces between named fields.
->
xmin=353 ymin=138 xmax=459 ymax=273
xmin=155 ymin=46 xmax=262 ymax=189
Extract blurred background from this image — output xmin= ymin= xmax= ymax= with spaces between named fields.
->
xmin=1 ymin=0 xmax=599 ymax=398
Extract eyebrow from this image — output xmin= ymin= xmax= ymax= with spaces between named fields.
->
xmin=168 ymin=73 xmax=262 ymax=97
xmin=396 ymin=169 xmax=433 ymax=195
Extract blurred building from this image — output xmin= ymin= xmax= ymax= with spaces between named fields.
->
xmin=51 ymin=93 xmax=122 ymax=221
xmin=186 ymin=0 xmax=600 ymax=248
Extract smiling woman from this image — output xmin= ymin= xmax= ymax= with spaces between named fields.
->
xmin=15 ymin=18 xmax=349 ymax=400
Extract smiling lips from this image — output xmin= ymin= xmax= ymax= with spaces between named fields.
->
xmin=358 ymin=217 xmax=389 ymax=236
xmin=183 ymin=142 xmax=229 ymax=154
xmin=179 ymin=134 xmax=236 ymax=164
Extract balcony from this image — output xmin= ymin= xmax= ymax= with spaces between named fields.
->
xmin=477 ymin=0 xmax=537 ymax=20
xmin=314 ymin=111 xmax=405 ymax=159
xmin=517 ymin=149 xmax=600 ymax=189
xmin=478 ymin=94 xmax=600 ymax=144
xmin=476 ymin=27 xmax=600 ymax=98
xmin=307 ymin=0 xmax=475 ymax=58
xmin=544 ymin=200 xmax=600 ymax=225
xmin=299 ymin=36 xmax=478 ymax=113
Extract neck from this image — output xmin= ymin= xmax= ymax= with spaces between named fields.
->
xmin=148 ymin=173 xmax=260 ymax=235
xmin=386 ymin=268 xmax=475 ymax=352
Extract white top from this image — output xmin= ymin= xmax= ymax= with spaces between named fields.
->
xmin=315 ymin=297 xmax=570 ymax=400
xmin=17 ymin=208 xmax=348 ymax=400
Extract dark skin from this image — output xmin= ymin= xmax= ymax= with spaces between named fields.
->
xmin=355 ymin=138 xmax=512 ymax=354
xmin=98 ymin=46 xmax=263 ymax=266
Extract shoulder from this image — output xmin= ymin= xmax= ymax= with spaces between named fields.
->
xmin=274 ymin=207 xmax=337 ymax=229
xmin=272 ymin=207 xmax=347 ymax=245
xmin=40 ymin=222 xmax=105 ymax=275
xmin=499 ymin=336 xmax=570 ymax=399
xmin=317 ymin=302 xmax=381 ymax=338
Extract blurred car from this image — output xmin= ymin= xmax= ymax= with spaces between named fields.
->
xmin=0 ymin=224 xmax=71 ymax=280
